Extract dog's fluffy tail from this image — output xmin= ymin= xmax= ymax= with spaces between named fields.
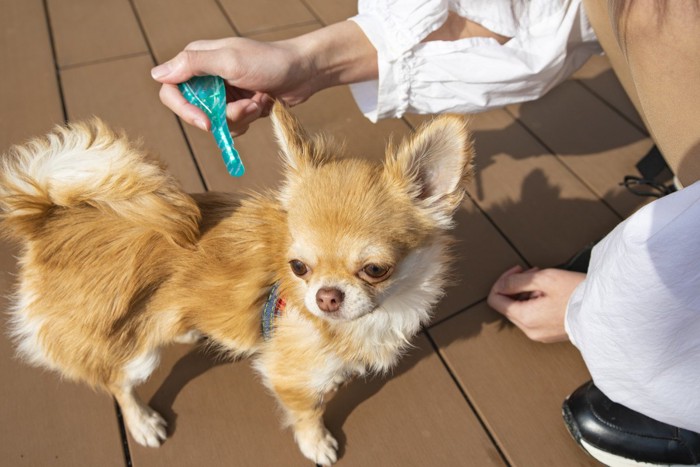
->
xmin=0 ymin=119 xmax=200 ymax=247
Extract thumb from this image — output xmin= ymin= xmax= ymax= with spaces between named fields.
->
xmin=151 ymin=49 xmax=229 ymax=84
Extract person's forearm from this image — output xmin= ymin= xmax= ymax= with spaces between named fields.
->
xmin=284 ymin=21 xmax=379 ymax=91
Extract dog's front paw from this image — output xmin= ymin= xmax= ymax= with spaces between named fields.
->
xmin=295 ymin=426 xmax=339 ymax=466
xmin=125 ymin=406 xmax=168 ymax=448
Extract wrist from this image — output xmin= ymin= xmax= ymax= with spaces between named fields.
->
xmin=284 ymin=21 xmax=378 ymax=93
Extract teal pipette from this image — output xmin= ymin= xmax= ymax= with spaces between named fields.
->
xmin=178 ymin=76 xmax=244 ymax=177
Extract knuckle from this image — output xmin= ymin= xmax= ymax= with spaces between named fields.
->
xmin=179 ymin=49 xmax=195 ymax=68
xmin=175 ymin=49 xmax=201 ymax=73
xmin=219 ymin=55 xmax=239 ymax=77
xmin=184 ymin=40 xmax=206 ymax=51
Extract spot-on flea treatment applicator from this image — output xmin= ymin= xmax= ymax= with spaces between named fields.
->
xmin=178 ymin=75 xmax=244 ymax=177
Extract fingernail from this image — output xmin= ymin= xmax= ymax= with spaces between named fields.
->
xmin=151 ymin=63 xmax=172 ymax=80
xmin=194 ymin=119 xmax=208 ymax=131
xmin=245 ymin=102 xmax=259 ymax=114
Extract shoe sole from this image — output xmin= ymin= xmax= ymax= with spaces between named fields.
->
xmin=562 ymin=404 xmax=698 ymax=467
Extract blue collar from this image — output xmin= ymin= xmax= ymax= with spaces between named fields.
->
xmin=262 ymin=283 xmax=285 ymax=340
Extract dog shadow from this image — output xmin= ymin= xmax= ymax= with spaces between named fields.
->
xmin=147 ymin=341 xmax=229 ymax=435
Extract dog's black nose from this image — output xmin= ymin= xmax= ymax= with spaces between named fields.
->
xmin=316 ymin=287 xmax=344 ymax=313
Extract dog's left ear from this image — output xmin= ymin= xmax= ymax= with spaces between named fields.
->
xmin=270 ymin=101 xmax=325 ymax=173
xmin=385 ymin=115 xmax=475 ymax=227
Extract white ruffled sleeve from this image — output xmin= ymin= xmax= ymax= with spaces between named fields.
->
xmin=349 ymin=0 xmax=448 ymax=121
xmin=351 ymin=0 xmax=449 ymax=60
xmin=349 ymin=0 xmax=600 ymax=122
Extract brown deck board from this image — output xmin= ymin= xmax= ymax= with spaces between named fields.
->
xmin=430 ymin=302 xmax=597 ymax=466
xmin=59 ymin=54 xmax=204 ymax=192
xmin=47 ymin=0 xmax=147 ymax=67
xmin=303 ymin=0 xmax=358 ymax=25
xmin=573 ymin=54 xmax=646 ymax=132
xmin=323 ymin=334 xmax=505 ymax=466
xmin=432 ymin=198 xmax=525 ymax=324
xmin=507 ymin=80 xmax=653 ymax=218
xmin=132 ymin=0 xmax=237 ymax=63
xmin=218 ymin=0 xmax=317 ymax=35
xmin=0 ymin=0 xmax=64 ymax=152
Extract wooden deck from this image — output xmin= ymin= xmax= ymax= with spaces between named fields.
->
xmin=0 ymin=1 xmax=653 ymax=466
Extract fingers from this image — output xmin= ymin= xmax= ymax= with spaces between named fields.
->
xmin=225 ymin=93 xmax=275 ymax=136
xmin=487 ymin=286 xmax=565 ymax=343
xmin=490 ymin=265 xmax=539 ymax=296
xmin=226 ymin=99 xmax=262 ymax=136
xmin=492 ymin=266 xmax=542 ymax=296
xmin=487 ymin=264 xmax=543 ymax=319
xmin=151 ymin=48 xmax=232 ymax=84
xmin=159 ymin=84 xmax=210 ymax=131
xmin=486 ymin=288 xmax=517 ymax=316
xmin=487 ymin=266 xmax=525 ymax=314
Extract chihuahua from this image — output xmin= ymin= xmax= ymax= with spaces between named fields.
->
xmin=0 ymin=103 xmax=474 ymax=465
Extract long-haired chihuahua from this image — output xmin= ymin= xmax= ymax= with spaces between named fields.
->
xmin=0 ymin=103 xmax=474 ymax=465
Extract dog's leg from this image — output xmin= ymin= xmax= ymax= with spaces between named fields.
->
xmin=273 ymin=385 xmax=338 ymax=466
xmin=111 ymin=384 xmax=167 ymax=447
xmin=109 ymin=350 xmax=167 ymax=447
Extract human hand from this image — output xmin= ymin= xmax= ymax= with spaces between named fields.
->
xmin=487 ymin=266 xmax=586 ymax=343
xmin=151 ymin=37 xmax=319 ymax=136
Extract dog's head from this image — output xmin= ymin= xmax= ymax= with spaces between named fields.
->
xmin=271 ymin=103 xmax=474 ymax=322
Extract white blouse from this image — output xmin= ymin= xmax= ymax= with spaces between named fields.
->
xmin=348 ymin=0 xmax=601 ymax=121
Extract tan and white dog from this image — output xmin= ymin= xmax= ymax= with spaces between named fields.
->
xmin=0 ymin=103 xmax=474 ymax=465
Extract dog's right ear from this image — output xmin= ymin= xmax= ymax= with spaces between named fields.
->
xmin=270 ymin=102 xmax=322 ymax=173
xmin=384 ymin=115 xmax=475 ymax=228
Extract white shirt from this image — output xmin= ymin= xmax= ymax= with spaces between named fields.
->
xmin=566 ymin=181 xmax=700 ymax=432
xmin=349 ymin=0 xmax=601 ymax=121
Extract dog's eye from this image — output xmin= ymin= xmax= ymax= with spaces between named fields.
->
xmin=361 ymin=264 xmax=392 ymax=282
xmin=289 ymin=259 xmax=308 ymax=277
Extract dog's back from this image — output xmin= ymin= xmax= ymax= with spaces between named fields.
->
xmin=0 ymin=120 xmax=200 ymax=387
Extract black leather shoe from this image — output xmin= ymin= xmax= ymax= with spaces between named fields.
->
xmin=563 ymin=381 xmax=700 ymax=466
